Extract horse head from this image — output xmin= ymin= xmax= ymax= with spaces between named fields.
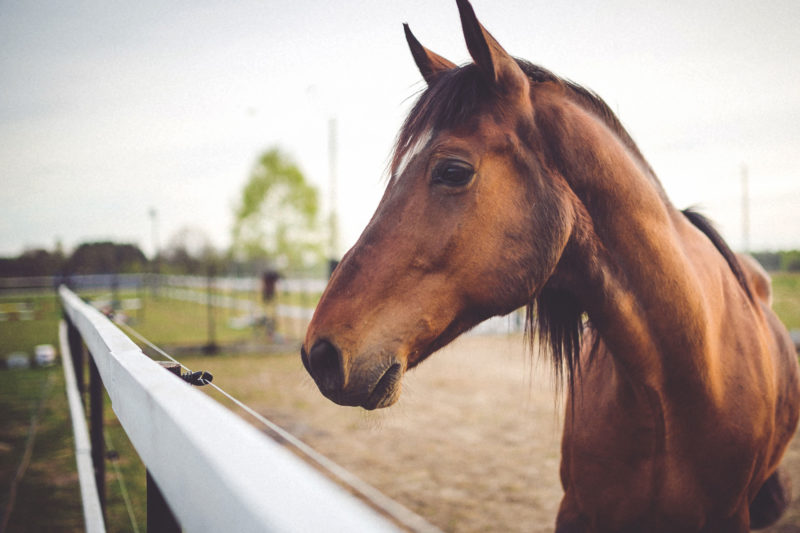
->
xmin=302 ymin=0 xmax=576 ymax=409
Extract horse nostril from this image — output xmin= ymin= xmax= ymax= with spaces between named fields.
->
xmin=308 ymin=340 xmax=344 ymax=394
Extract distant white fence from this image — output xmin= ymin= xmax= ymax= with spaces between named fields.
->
xmin=0 ymin=274 xmax=326 ymax=294
xmin=5 ymin=273 xmax=523 ymax=338
xmin=161 ymin=274 xmax=327 ymax=294
xmin=39 ymin=273 xmax=324 ymax=326
xmin=470 ymin=311 xmax=525 ymax=335
xmin=161 ymin=286 xmax=316 ymax=321
xmin=59 ymin=285 xmax=402 ymax=532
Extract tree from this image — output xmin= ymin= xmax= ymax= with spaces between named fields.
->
xmin=162 ymin=226 xmax=217 ymax=275
xmin=781 ymin=250 xmax=800 ymax=272
xmin=231 ymin=148 xmax=324 ymax=270
xmin=64 ymin=242 xmax=148 ymax=274
xmin=0 ymin=248 xmax=64 ymax=277
xmin=751 ymin=252 xmax=780 ymax=272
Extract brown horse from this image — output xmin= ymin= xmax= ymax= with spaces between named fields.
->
xmin=302 ymin=1 xmax=800 ymax=531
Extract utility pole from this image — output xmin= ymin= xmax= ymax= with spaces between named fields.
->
xmin=149 ymin=207 xmax=161 ymax=298
xmin=741 ymin=164 xmax=750 ymax=253
xmin=149 ymin=207 xmax=160 ymax=261
xmin=328 ymin=117 xmax=340 ymax=277
xmin=204 ymin=263 xmax=218 ymax=355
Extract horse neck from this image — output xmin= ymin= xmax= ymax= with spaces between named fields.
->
xmin=540 ymin=96 xmax=712 ymax=388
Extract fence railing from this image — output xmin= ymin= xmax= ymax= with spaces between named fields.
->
xmin=58 ymin=320 xmax=105 ymax=533
xmin=59 ymin=285 xmax=401 ymax=532
xmin=0 ymin=273 xmax=326 ymax=293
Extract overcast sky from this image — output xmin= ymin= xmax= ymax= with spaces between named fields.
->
xmin=2 ymin=0 xmax=799 ymax=259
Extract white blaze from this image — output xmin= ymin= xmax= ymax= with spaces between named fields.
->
xmin=394 ymin=129 xmax=432 ymax=179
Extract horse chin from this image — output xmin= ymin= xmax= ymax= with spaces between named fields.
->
xmin=362 ymin=362 xmax=404 ymax=410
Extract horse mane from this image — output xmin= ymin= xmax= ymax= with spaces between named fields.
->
xmin=527 ymin=288 xmax=589 ymax=398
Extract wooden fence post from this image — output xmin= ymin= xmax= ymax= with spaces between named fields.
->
xmin=66 ymin=316 xmax=86 ymax=401
xmin=88 ymin=354 xmax=105 ymax=516
xmin=147 ymin=362 xmax=181 ymax=533
xmin=204 ymin=265 xmax=218 ymax=354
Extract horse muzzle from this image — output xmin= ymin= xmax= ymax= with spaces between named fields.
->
xmin=301 ymin=340 xmax=405 ymax=410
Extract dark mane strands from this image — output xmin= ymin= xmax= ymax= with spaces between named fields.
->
xmin=394 ymin=58 xmax=753 ymax=390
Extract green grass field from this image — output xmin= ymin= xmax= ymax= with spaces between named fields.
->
xmin=0 ymin=367 xmax=84 ymax=532
xmin=773 ymin=272 xmax=800 ymax=330
xmin=66 ymin=288 xmax=311 ymax=348
xmin=1 ymin=274 xmax=799 ymax=531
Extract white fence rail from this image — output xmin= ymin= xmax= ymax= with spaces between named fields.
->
xmin=58 ymin=320 xmax=106 ymax=533
xmin=59 ymin=285 xmax=399 ymax=532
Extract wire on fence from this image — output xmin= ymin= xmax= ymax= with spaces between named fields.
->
xmin=104 ymin=429 xmax=141 ymax=533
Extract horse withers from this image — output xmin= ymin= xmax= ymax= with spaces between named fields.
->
xmin=301 ymin=1 xmax=800 ymax=531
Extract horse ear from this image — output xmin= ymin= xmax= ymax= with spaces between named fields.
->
xmin=404 ymin=23 xmax=457 ymax=84
xmin=456 ymin=0 xmax=527 ymax=93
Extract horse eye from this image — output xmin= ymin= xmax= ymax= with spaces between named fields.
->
xmin=432 ymin=160 xmax=475 ymax=187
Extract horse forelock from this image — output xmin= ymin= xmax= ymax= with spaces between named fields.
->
xmin=392 ymin=64 xmax=494 ymax=178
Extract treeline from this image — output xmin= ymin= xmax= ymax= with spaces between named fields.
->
xmin=0 ymin=242 xmax=149 ymax=277
xmin=0 ymin=241 xmax=221 ymax=277
xmin=4 ymin=242 xmax=800 ymax=278
xmin=750 ymin=251 xmax=800 ymax=272
xmin=0 ymin=240 xmax=310 ymax=278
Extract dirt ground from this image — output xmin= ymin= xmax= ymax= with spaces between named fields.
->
xmin=214 ymin=334 xmax=800 ymax=532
